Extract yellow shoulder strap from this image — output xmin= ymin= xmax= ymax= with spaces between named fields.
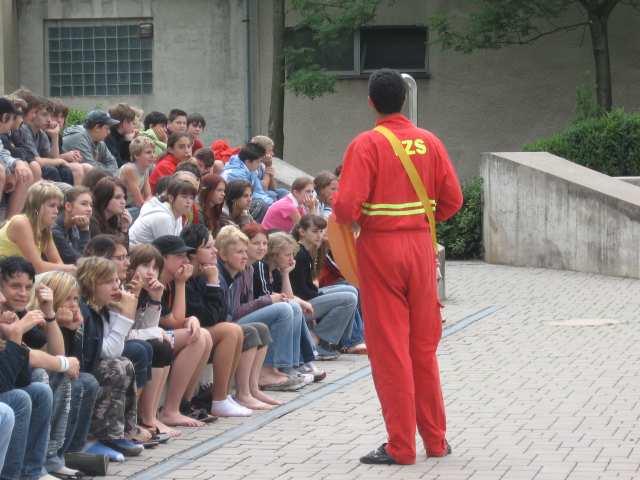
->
xmin=373 ymin=125 xmax=437 ymax=251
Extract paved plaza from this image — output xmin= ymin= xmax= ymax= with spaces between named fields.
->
xmin=105 ymin=262 xmax=640 ymax=480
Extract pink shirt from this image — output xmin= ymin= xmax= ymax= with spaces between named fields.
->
xmin=261 ymin=194 xmax=305 ymax=232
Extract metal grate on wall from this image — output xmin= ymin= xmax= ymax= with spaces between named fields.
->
xmin=47 ymin=21 xmax=153 ymax=97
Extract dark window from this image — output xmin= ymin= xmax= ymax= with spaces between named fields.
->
xmin=47 ymin=20 xmax=153 ymax=97
xmin=285 ymin=27 xmax=355 ymax=73
xmin=360 ymin=27 xmax=428 ymax=72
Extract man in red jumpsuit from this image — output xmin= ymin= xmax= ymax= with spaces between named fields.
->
xmin=333 ymin=69 xmax=463 ymax=465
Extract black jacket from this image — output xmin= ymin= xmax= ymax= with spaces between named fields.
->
xmin=290 ymin=244 xmax=321 ymax=300
xmin=105 ymin=127 xmax=130 ymax=168
xmin=0 ymin=340 xmax=31 ymax=392
xmin=78 ymin=301 xmax=106 ymax=373
xmin=185 ymin=275 xmax=227 ymax=327
xmin=52 ymin=214 xmax=90 ymax=264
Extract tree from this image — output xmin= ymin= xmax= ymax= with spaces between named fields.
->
xmin=429 ymin=0 xmax=640 ymax=112
xmin=267 ymin=0 xmax=383 ymax=157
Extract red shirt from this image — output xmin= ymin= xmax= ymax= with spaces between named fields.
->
xmin=149 ymin=153 xmax=180 ymax=193
xmin=192 ymin=137 xmax=204 ymax=153
xmin=334 ymin=114 xmax=463 ymax=233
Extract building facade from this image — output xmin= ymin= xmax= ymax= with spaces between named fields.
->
xmin=3 ymin=0 xmax=640 ymax=181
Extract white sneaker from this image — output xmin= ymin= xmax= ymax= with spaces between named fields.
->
xmin=211 ymin=398 xmax=253 ymax=417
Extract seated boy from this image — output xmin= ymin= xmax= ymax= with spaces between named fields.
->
xmin=12 ymin=91 xmax=83 ymax=186
xmin=0 ymin=98 xmax=36 ymax=218
xmin=186 ymin=113 xmax=205 ymax=153
xmin=62 ymin=110 xmax=120 ymax=176
xmin=49 ymin=99 xmax=82 ymax=165
xmin=105 ymin=103 xmax=140 ymax=167
xmin=118 ymin=136 xmax=154 ymax=219
xmin=222 ymin=142 xmax=273 ymax=222
xmin=140 ymin=111 xmax=168 ymax=157
xmin=167 ymin=109 xmax=187 ymax=136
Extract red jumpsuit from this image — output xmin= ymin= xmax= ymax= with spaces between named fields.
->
xmin=333 ymin=113 xmax=463 ymax=464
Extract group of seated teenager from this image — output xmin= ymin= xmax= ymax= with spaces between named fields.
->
xmin=0 ymin=93 xmax=366 ymax=480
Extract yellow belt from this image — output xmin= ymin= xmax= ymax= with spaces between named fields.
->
xmin=362 ymin=200 xmax=436 ymax=216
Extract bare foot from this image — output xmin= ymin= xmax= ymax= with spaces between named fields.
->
xmin=155 ymin=419 xmax=182 ymax=438
xmin=235 ymin=394 xmax=274 ymax=410
xmin=159 ymin=411 xmax=205 ymax=428
xmin=251 ymin=389 xmax=284 ymax=406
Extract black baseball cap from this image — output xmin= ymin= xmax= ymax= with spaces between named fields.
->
xmin=84 ymin=109 xmax=120 ymax=128
xmin=152 ymin=235 xmax=195 ymax=256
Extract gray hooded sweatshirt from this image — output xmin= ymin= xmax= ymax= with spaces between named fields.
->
xmin=62 ymin=124 xmax=118 ymax=175
xmin=128 ymin=196 xmax=184 ymax=246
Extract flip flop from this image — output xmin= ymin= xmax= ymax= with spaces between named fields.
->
xmin=260 ymin=377 xmax=305 ymax=392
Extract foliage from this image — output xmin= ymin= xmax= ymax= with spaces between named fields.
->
xmin=438 ymin=177 xmax=484 ymax=260
xmin=574 ymin=83 xmax=603 ymax=122
xmin=428 ymin=0 xmax=640 ymax=111
xmin=65 ymin=108 xmax=87 ymax=126
xmin=285 ymin=0 xmax=383 ymax=98
xmin=524 ymin=109 xmax=640 ymax=176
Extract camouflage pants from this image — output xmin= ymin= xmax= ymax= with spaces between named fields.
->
xmin=90 ymin=357 xmax=138 ymax=441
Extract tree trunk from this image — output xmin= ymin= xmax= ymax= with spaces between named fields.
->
xmin=268 ymin=0 xmax=286 ymax=157
xmin=587 ymin=12 xmax=612 ymax=111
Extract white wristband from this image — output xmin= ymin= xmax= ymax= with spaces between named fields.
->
xmin=57 ymin=355 xmax=69 ymax=372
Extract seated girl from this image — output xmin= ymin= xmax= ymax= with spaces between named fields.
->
xmin=89 ymin=177 xmax=132 ymax=242
xmin=75 ymin=256 xmax=143 ymax=459
xmin=199 ymin=173 xmax=226 ymax=235
xmin=217 ymin=225 xmax=310 ymax=392
xmin=129 ymin=177 xmax=196 ymax=246
xmin=0 ymin=181 xmax=76 ymax=273
xmin=290 ymin=215 xmax=357 ymax=359
xmin=52 ymin=185 xmax=93 ymax=264
xmin=313 ymin=171 xmax=338 ymax=219
xmin=29 ymin=270 xmax=100 ymax=477
xmin=181 ymin=224 xmax=280 ymax=411
xmin=151 ymin=235 xmax=214 ymax=426
xmin=222 ymin=180 xmax=255 ymax=229
xmin=261 ymin=177 xmax=318 ymax=233
xmin=252 ymin=229 xmax=325 ymax=382
xmin=126 ymin=244 xmax=178 ymax=439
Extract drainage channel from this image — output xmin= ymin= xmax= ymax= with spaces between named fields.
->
xmin=130 ymin=305 xmax=501 ymax=480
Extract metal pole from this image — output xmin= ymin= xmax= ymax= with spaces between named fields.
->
xmin=402 ymin=73 xmax=418 ymax=125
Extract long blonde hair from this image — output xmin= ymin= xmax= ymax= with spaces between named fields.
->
xmin=28 ymin=271 xmax=79 ymax=312
xmin=23 ymin=181 xmax=63 ymax=250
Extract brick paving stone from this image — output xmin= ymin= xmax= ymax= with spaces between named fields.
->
xmin=103 ymin=262 xmax=640 ymax=480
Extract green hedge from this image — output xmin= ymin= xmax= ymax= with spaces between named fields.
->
xmin=65 ymin=108 xmax=87 ymax=126
xmin=524 ymin=109 xmax=640 ymax=176
xmin=438 ymin=176 xmax=483 ymax=260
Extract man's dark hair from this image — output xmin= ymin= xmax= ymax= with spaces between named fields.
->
xmin=194 ymin=148 xmax=214 ymax=168
xmin=83 ymin=234 xmax=118 ymax=258
xmin=144 ymin=111 xmax=168 ymax=130
xmin=175 ymin=161 xmax=201 ymax=179
xmin=187 ymin=113 xmax=206 ymax=128
xmin=0 ymin=98 xmax=17 ymax=123
xmin=0 ymin=256 xmax=36 ymax=282
xmin=155 ymin=176 xmax=172 ymax=197
xmin=181 ymin=224 xmax=210 ymax=253
xmin=238 ymin=142 xmax=265 ymax=163
xmin=368 ymin=68 xmax=406 ymax=115
xmin=168 ymin=109 xmax=187 ymax=122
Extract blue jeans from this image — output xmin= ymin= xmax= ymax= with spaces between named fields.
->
xmin=45 ymin=374 xmax=72 ymax=473
xmin=309 ymin=285 xmax=357 ymax=347
xmin=0 ymin=403 xmax=14 ymax=471
xmin=323 ymin=283 xmax=365 ymax=348
xmin=237 ymin=302 xmax=297 ymax=369
xmin=63 ymin=373 xmax=100 ymax=453
xmin=123 ymin=339 xmax=153 ymax=389
xmin=0 ymin=383 xmax=53 ymax=480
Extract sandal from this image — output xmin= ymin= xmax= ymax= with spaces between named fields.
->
xmin=341 ymin=343 xmax=368 ymax=355
xmin=139 ymin=422 xmax=171 ymax=444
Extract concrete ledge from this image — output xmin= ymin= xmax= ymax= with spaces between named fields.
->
xmin=617 ymin=176 xmax=640 ymax=187
xmin=482 ymin=152 xmax=640 ymax=278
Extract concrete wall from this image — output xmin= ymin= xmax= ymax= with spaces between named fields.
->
xmin=252 ymin=1 xmax=640 ymax=182
xmin=16 ymin=0 xmax=249 ymax=147
xmin=0 ymin=0 xmax=18 ymax=93
xmin=482 ymin=152 xmax=640 ymax=279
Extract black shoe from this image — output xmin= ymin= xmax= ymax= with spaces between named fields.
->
xmin=360 ymin=443 xmax=398 ymax=465
xmin=427 ymin=439 xmax=452 ymax=458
